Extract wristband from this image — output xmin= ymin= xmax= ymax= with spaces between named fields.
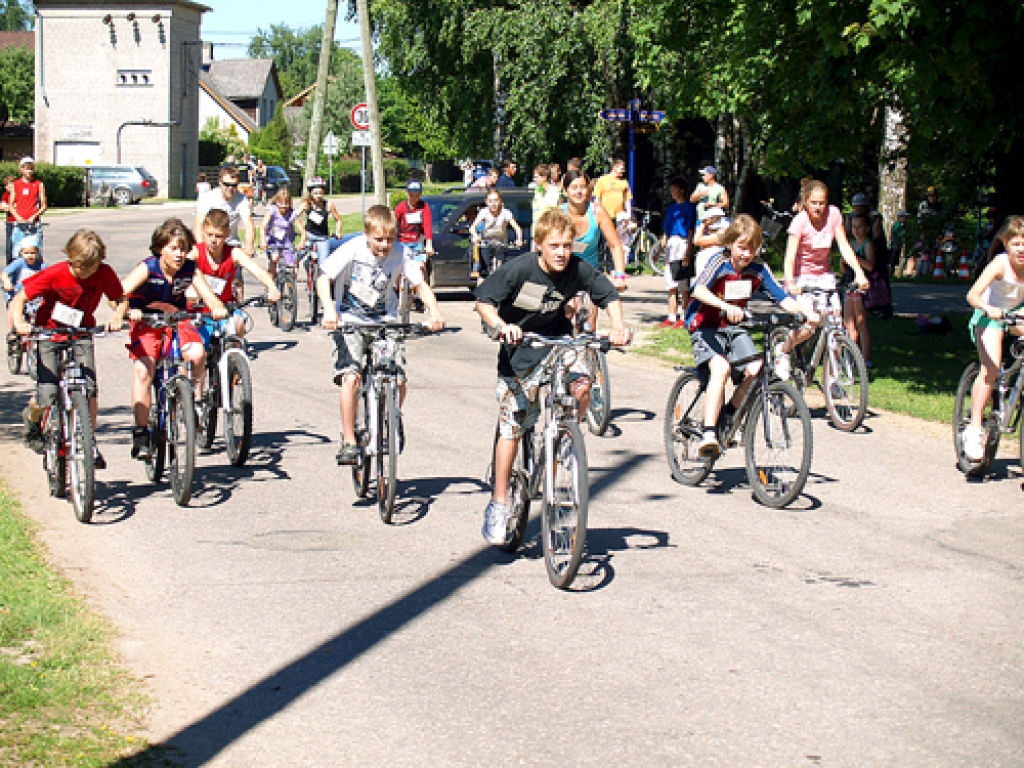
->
xmin=612 ymin=271 xmax=627 ymax=280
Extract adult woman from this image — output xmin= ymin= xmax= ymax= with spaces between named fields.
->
xmin=560 ymin=170 xmax=627 ymax=292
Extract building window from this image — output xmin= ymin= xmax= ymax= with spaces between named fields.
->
xmin=117 ymin=69 xmax=153 ymax=87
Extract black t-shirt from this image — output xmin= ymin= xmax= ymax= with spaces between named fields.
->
xmin=474 ymin=253 xmax=619 ymax=377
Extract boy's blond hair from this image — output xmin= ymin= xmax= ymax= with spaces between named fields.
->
xmin=363 ymin=205 xmax=397 ymax=237
xmin=63 ymin=229 xmax=106 ymax=268
xmin=717 ymin=214 xmax=764 ymax=253
xmin=534 ymin=208 xmax=574 ymax=246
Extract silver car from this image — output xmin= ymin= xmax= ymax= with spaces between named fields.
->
xmin=85 ymin=165 xmax=159 ymax=206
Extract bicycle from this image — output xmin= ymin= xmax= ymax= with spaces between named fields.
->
xmin=571 ymin=293 xmax=615 ymax=437
xmin=664 ymin=311 xmax=814 ymax=508
xmin=759 ymin=201 xmax=794 ymax=263
xmin=196 ymin=296 xmax=266 ymax=467
xmin=343 ymin=321 xmax=434 ymax=524
xmin=265 ymin=245 xmax=299 ymax=332
xmin=487 ymin=331 xmax=616 ymax=589
xmin=473 ymin=240 xmax=520 ymax=285
xmin=766 ymin=286 xmax=869 ymax=432
xmin=29 ymin=326 xmax=109 ymax=524
xmin=631 ymin=208 xmax=662 ymax=274
xmin=298 ymin=245 xmax=320 ymax=326
xmin=6 ymin=298 xmax=39 ymax=378
xmin=136 ymin=310 xmax=206 ymax=506
xmin=953 ymin=314 xmax=1024 ymax=477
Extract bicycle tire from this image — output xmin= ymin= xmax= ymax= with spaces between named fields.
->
xmin=664 ymin=371 xmax=713 ymax=486
xmin=490 ymin=425 xmax=531 ymax=553
xmin=351 ymin=388 xmax=371 ymax=498
xmin=642 ymin=229 xmax=665 ymax=275
xmin=953 ymin=362 xmax=999 ymax=477
xmin=26 ymin=341 xmax=37 ymax=381
xmin=377 ymin=384 xmax=398 ymax=523
xmin=7 ymin=342 xmax=21 ymax=375
xmin=307 ymin=260 xmax=320 ymax=326
xmin=823 ymin=334 xmax=869 ymax=432
xmin=67 ymin=392 xmax=96 ymax=523
xmin=198 ymin=373 xmax=218 ymax=452
xmin=43 ymin=409 xmax=67 ymax=498
xmin=587 ymin=349 xmax=613 ymax=436
xmin=744 ymin=380 xmax=813 ymax=508
xmin=541 ymin=420 xmax=588 ymax=589
xmin=223 ymin=354 xmax=253 ymax=467
xmin=279 ymin=272 xmax=298 ymax=332
xmin=168 ymin=377 xmax=196 ymax=506
xmin=398 ymin=279 xmax=411 ymax=325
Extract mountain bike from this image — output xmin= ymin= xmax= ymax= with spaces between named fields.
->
xmin=664 ymin=312 xmax=813 ymax=508
xmin=7 ymin=298 xmax=40 ymax=378
xmin=760 ymin=201 xmax=794 ymax=263
xmin=343 ymin=321 xmax=433 ymax=524
xmin=953 ymin=314 xmax=1024 ymax=477
xmin=631 ymin=208 xmax=662 ymax=274
xmin=29 ymin=326 xmax=109 ymax=524
xmin=474 ymin=240 xmax=520 ymax=285
xmin=196 ymin=296 xmax=266 ymax=467
xmin=265 ymin=246 xmax=299 ymax=332
xmin=137 ymin=311 xmax=206 ymax=506
xmin=766 ymin=286 xmax=869 ymax=431
xmin=299 ymin=245 xmax=320 ymax=326
xmin=488 ymin=331 xmax=616 ymax=589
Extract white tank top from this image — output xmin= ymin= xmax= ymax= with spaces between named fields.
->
xmin=981 ymin=253 xmax=1024 ymax=310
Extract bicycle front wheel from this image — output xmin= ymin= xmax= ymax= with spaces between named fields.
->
xmin=377 ymin=385 xmax=399 ymax=523
xmin=744 ymin=381 xmax=813 ymax=508
xmin=168 ymin=377 xmax=196 ymax=506
xmin=664 ymin=371 xmax=713 ymax=486
xmin=823 ymin=334 xmax=869 ymax=432
xmin=306 ymin=259 xmax=320 ymax=325
xmin=644 ymin=231 xmax=666 ymax=275
xmin=953 ymin=362 xmax=999 ymax=477
xmin=279 ymin=272 xmax=298 ymax=332
xmin=587 ymin=350 xmax=612 ymax=436
xmin=68 ymin=392 xmax=96 ymax=523
xmin=351 ymin=387 xmax=371 ymax=498
xmin=43 ymin=409 xmax=67 ymax=499
xmin=398 ymin=279 xmax=411 ymax=325
xmin=541 ymin=421 xmax=589 ymax=589
xmin=223 ymin=354 xmax=253 ymax=467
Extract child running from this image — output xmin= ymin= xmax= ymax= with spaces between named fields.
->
xmin=962 ymin=216 xmax=1024 ymax=462
xmin=4 ymin=235 xmax=44 ymax=340
xmin=470 ymin=188 xmax=523 ymax=279
xmin=261 ymin=188 xmax=306 ymax=279
xmin=686 ymin=215 xmax=815 ymax=457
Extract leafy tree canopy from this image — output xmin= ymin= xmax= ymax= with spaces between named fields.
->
xmin=0 ymin=46 xmax=32 ymax=125
xmin=0 ymin=0 xmax=32 ymax=31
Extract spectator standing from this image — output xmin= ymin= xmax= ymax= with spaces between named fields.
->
xmin=471 ymin=167 xmax=500 ymax=190
xmin=11 ymin=158 xmax=48 ymax=253
xmin=195 ymin=172 xmax=211 ymax=197
xmin=891 ymin=209 xmax=908 ymax=277
xmin=194 ymin=165 xmax=255 ymax=255
xmin=497 ymin=160 xmax=518 ymax=188
xmin=549 ymin=162 xmax=562 ymax=187
xmin=531 ymin=164 xmax=562 ymax=245
xmin=592 ymin=158 xmax=632 ymax=221
xmin=658 ymin=178 xmax=698 ymax=327
xmin=690 ymin=165 xmax=729 ymax=222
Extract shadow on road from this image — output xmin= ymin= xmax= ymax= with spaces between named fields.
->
xmin=352 ymin=475 xmax=492 ymax=525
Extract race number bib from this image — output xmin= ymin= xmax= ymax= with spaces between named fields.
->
xmin=349 ymin=280 xmax=380 ymax=308
xmin=272 ymin=227 xmax=287 ymax=241
xmin=52 ymin=302 xmax=84 ymax=327
xmin=405 ymin=210 xmax=422 ymax=225
xmin=571 ymin=240 xmax=587 ymax=254
xmin=308 ymin=210 xmax=325 ymax=225
xmin=723 ymin=280 xmax=752 ymax=301
xmin=811 ymin=228 xmax=832 ymax=250
xmin=350 ymin=262 xmax=383 ymax=308
xmin=205 ymin=276 xmax=227 ymax=295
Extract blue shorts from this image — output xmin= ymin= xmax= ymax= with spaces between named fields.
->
xmin=196 ymin=311 xmax=245 ymax=348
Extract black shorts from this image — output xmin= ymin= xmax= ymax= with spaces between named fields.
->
xmin=669 ymin=259 xmax=694 ymax=282
xmin=690 ymin=327 xmax=760 ymax=381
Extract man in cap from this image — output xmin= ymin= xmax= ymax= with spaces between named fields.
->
xmin=690 ymin=165 xmax=729 ymax=222
xmin=10 ymin=157 xmax=47 ymax=256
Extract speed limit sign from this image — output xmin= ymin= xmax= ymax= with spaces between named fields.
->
xmin=350 ymin=103 xmax=370 ymax=131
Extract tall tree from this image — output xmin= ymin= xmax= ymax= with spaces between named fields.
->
xmin=0 ymin=46 xmax=33 ymax=125
xmin=0 ymin=0 xmax=33 ymax=31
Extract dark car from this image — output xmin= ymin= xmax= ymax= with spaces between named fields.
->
xmin=423 ymin=189 xmax=536 ymax=289
xmin=264 ymin=165 xmax=291 ymax=198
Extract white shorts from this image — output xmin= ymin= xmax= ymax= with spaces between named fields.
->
xmin=663 ymin=237 xmax=691 ymax=288
xmin=794 ymin=273 xmax=840 ymax=315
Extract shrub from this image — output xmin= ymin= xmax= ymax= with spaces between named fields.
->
xmin=0 ymin=162 xmax=86 ymax=207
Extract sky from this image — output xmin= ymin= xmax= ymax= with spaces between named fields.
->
xmin=199 ymin=0 xmax=363 ymax=60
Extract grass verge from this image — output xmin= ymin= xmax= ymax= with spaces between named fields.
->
xmin=0 ymin=480 xmax=148 ymax=766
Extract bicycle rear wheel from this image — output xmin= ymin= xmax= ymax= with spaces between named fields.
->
xmin=351 ymin=387 xmax=371 ymax=498
xmin=491 ymin=425 xmax=531 ymax=553
xmin=307 ymin=259 xmax=320 ymax=325
xmin=541 ymin=421 xmax=588 ymax=589
xmin=744 ymin=381 xmax=813 ymax=508
xmin=68 ymin=392 xmax=95 ymax=524
xmin=198 ymin=373 xmax=218 ymax=452
xmin=43 ymin=409 xmax=66 ymax=498
xmin=953 ymin=362 xmax=999 ymax=477
xmin=168 ymin=377 xmax=196 ymax=506
xmin=7 ymin=339 xmax=22 ymax=375
xmin=587 ymin=350 xmax=612 ymax=436
xmin=279 ymin=272 xmax=298 ymax=332
xmin=145 ymin=394 xmax=166 ymax=484
xmin=823 ymin=334 xmax=869 ymax=432
xmin=664 ymin=371 xmax=713 ymax=486
xmin=223 ymin=354 xmax=253 ymax=467
xmin=641 ymin=229 xmax=665 ymax=274
xmin=377 ymin=385 xmax=399 ymax=523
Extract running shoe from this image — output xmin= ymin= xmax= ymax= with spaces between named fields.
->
xmin=962 ymin=425 xmax=985 ymax=462
xmin=482 ymin=500 xmax=511 ymax=546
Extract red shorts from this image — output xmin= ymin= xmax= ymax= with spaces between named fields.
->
xmin=127 ymin=321 xmax=204 ymax=361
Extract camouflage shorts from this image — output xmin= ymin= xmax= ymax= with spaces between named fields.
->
xmin=495 ymin=349 xmax=594 ymax=440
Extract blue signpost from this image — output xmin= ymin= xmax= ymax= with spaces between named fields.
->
xmin=598 ymin=99 xmax=666 ymax=192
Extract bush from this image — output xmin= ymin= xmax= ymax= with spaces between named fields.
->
xmin=199 ymin=139 xmax=226 ymax=166
xmin=317 ymin=157 xmax=410 ymax=194
xmin=0 ymin=162 xmax=86 ymax=207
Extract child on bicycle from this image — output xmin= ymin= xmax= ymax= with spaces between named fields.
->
xmin=301 ymin=177 xmax=344 ymax=266
xmin=122 ymin=218 xmax=227 ymax=461
xmin=962 ymin=215 xmax=1024 ymax=462
xmin=261 ymin=188 xmax=306 ymax=279
xmin=316 ymin=205 xmax=445 ymax=467
xmin=4 ymin=234 xmax=44 ymax=339
xmin=775 ymin=180 xmax=869 ymax=379
xmin=11 ymin=229 xmax=128 ymax=466
xmin=686 ymin=214 xmax=814 ymax=458
xmin=470 ymin=188 xmax=523 ymax=279
xmin=475 ymin=208 xmax=631 ymax=547
xmin=846 ymin=214 xmax=877 ymax=366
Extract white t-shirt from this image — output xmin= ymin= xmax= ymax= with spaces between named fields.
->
xmin=320 ymin=234 xmax=424 ymax=323
xmin=196 ymin=189 xmax=251 ymax=245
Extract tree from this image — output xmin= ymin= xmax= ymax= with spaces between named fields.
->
xmin=198 ymin=118 xmax=246 ymax=166
xmin=0 ymin=0 xmax=32 ymax=31
xmin=249 ymin=104 xmax=293 ymax=168
xmin=248 ymin=23 xmax=366 ymax=100
xmin=0 ymin=46 xmax=33 ymax=125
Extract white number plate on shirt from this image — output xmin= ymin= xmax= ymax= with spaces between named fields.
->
xmin=205 ymin=276 xmax=227 ymax=295
xmin=52 ymin=302 xmax=84 ymax=327
xmin=272 ymin=227 xmax=287 ymax=241
xmin=405 ymin=211 xmax=422 ymax=225
xmin=308 ymin=211 xmax=325 ymax=225
xmin=350 ymin=280 xmax=380 ymax=308
xmin=724 ymin=280 xmax=752 ymax=301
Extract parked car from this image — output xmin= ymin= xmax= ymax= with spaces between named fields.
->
xmin=85 ymin=165 xmax=158 ymax=205
xmin=422 ymin=189 xmax=535 ymax=289
xmin=264 ymin=165 xmax=291 ymax=198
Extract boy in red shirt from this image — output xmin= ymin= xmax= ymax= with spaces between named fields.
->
xmin=11 ymin=229 xmax=128 ymax=466
xmin=11 ymin=157 xmax=47 ymax=254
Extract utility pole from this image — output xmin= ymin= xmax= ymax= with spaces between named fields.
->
xmin=356 ymin=0 xmax=385 ymax=205
xmin=302 ymin=0 xmax=339 ymax=190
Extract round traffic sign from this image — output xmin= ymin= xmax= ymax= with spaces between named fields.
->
xmin=350 ymin=103 xmax=370 ymax=131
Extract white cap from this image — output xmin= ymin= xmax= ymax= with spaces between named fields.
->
xmin=19 ymin=156 xmax=34 ymax=167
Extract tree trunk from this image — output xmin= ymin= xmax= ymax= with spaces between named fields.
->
xmin=302 ymin=0 xmax=339 ymax=189
xmin=356 ymin=0 xmax=386 ymax=205
xmin=878 ymin=106 xmax=908 ymax=237
xmin=493 ymin=52 xmax=507 ymax=163
xmin=734 ymin=116 xmax=754 ymax=214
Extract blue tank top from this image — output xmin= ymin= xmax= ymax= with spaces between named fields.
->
xmin=129 ymin=255 xmax=196 ymax=311
xmin=562 ymin=202 xmax=601 ymax=268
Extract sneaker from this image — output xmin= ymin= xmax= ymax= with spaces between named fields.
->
xmin=773 ymin=343 xmax=791 ymax=380
xmin=962 ymin=425 xmax=985 ymax=462
xmin=336 ymin=441 xmax=360 ymax=466
xmin=674 ymin=319 xmax=687 ymax=329
xmin=22 ymin=407 xmax=43 ymax=454
xmin=93 ymin=447 xmax=107 ymax=470
xmin=412 ymin=297 xmax=425 ymax=314
xmin=481 ymin=500 xmax=511 ymax=546
xmin=697 ymin=431 xmax=722 ymax=458
xmin=658 ymin=317 xmax=676 ymax=328
xmin=131 ymin=427 xmax=151 ymax=461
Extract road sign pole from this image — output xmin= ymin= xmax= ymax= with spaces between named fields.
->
xmin=329 ymin=152 xmax=333 ymax=196
xmin=361 ymin=146 xmax=367 ymax=218
xmin=628 ymin=99 xmax=638 ymax=195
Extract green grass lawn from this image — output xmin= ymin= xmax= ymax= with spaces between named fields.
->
xmin=0 ymin=482 xmax=147 ymax=766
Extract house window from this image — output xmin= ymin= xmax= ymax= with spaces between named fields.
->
xmin=117 ymin=69 xmax=153 ymax=87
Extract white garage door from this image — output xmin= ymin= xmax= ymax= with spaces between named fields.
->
xmin=54 ymin=142 xmax=101 ymax=166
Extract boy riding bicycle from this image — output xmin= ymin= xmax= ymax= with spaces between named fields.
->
xmin=317 ymin=205 xmax=445 ymax=466
xmin=686 ymin=215 xmax=815 ymax=458
xmin=475 ymin=208 xmax=631 ymax=547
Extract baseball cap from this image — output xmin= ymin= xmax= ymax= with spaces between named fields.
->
xmin=701 ymin=166 xmax=717 ymax=177
xmin=851 ymin=193 xmax=868 ymax=206
xmin=897 ymin=210 xmax=909 ymax=217
xmin=19 ymin=156 xmax=34 ymax=167
xmin=704 ymin=206 xmax=725 ymax=219
xmin=406 ymin=180 xmax=423 ymax=192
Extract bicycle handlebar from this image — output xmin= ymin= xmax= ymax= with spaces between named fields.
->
xmin=135 ymin=310 xmax=208 ymax=328
xmin=335 ymin=321 xmax=434 ymax=337
xmin=493 ymin=331 xmax=619 ymax=352
xmin=27 ymin=326 xmax=110 ymax=341
xmin=740 ymin=310 xmax=806 ymax=328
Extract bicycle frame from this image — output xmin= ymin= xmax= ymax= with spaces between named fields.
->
xmin=37 ymin=334 xmax=93 ymax=450
xmin=147 ymin=319 xmax=195 ymax=436
xmin=993 ymin=338 xmax=1024 ymax=434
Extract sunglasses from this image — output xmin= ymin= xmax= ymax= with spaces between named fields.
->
xmin=221 ymin=182 xmax=238 ymax=189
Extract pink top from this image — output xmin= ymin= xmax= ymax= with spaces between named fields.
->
xmin=788 ymin=206 xmax=843 ymax=278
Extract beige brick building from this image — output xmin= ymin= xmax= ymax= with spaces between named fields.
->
xmin=34 ymin=0 xmax=209 ymax=199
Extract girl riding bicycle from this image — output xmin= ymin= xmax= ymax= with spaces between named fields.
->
xmin=261 ymin=188 xmax=306 ymax=279
xmin=302 ymin=177 xmax=343 ymax=266
xmin=470 ymin=189 xmax=523 ymax=279
xmin=962 ymin=216 xmax=1024 ymax=462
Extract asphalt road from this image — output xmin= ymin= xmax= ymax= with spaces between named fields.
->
xmin=1 ymin=205 xmax=1022 ymax=767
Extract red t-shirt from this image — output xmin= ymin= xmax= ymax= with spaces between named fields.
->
xmin=1 ymin=189 xmax=13 ymax=223
xmin=13 ymin=178 xmax=43 ymax=221
xmin=196 ymin=243 xmax=237 ymax=303
xmin=394 ymin=199 xmax=433 ymax=244
xmin=23 ymin=262 xmax=124 ymax=329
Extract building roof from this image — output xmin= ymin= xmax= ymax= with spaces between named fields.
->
xmin=199 ymin=78 xmax=257 ymax=134
xmin=0 ymin=31 xmax=33 ymax=50
xmin=282 ymin=76 xmax=343 ymax=109
xmin=34 ymin=0 xmax=211 ymax=12
xmin=203 ymin=59 xmax=281 ymax=101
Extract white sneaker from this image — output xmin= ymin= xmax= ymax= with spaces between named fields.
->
xmin=697 ymin=432 xmax=722 ymax=458
xmin=774 ymin=344 xmax=791 ymax=380
xmin=962 ymin=425 xmax=985 ymax=462
xmin=482 ymin=501 xmax=511 ymax=546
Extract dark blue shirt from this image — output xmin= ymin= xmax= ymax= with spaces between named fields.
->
xmin=663 ymin=201 xmax=697 ymax=239
xmin=496 ymin=174 xmax=516 ymax=189
xmin=129 ymin=255 xmax=196 ymax=311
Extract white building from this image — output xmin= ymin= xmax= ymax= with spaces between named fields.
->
xmin=197 ymin=52 xmax=283 ymax=143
